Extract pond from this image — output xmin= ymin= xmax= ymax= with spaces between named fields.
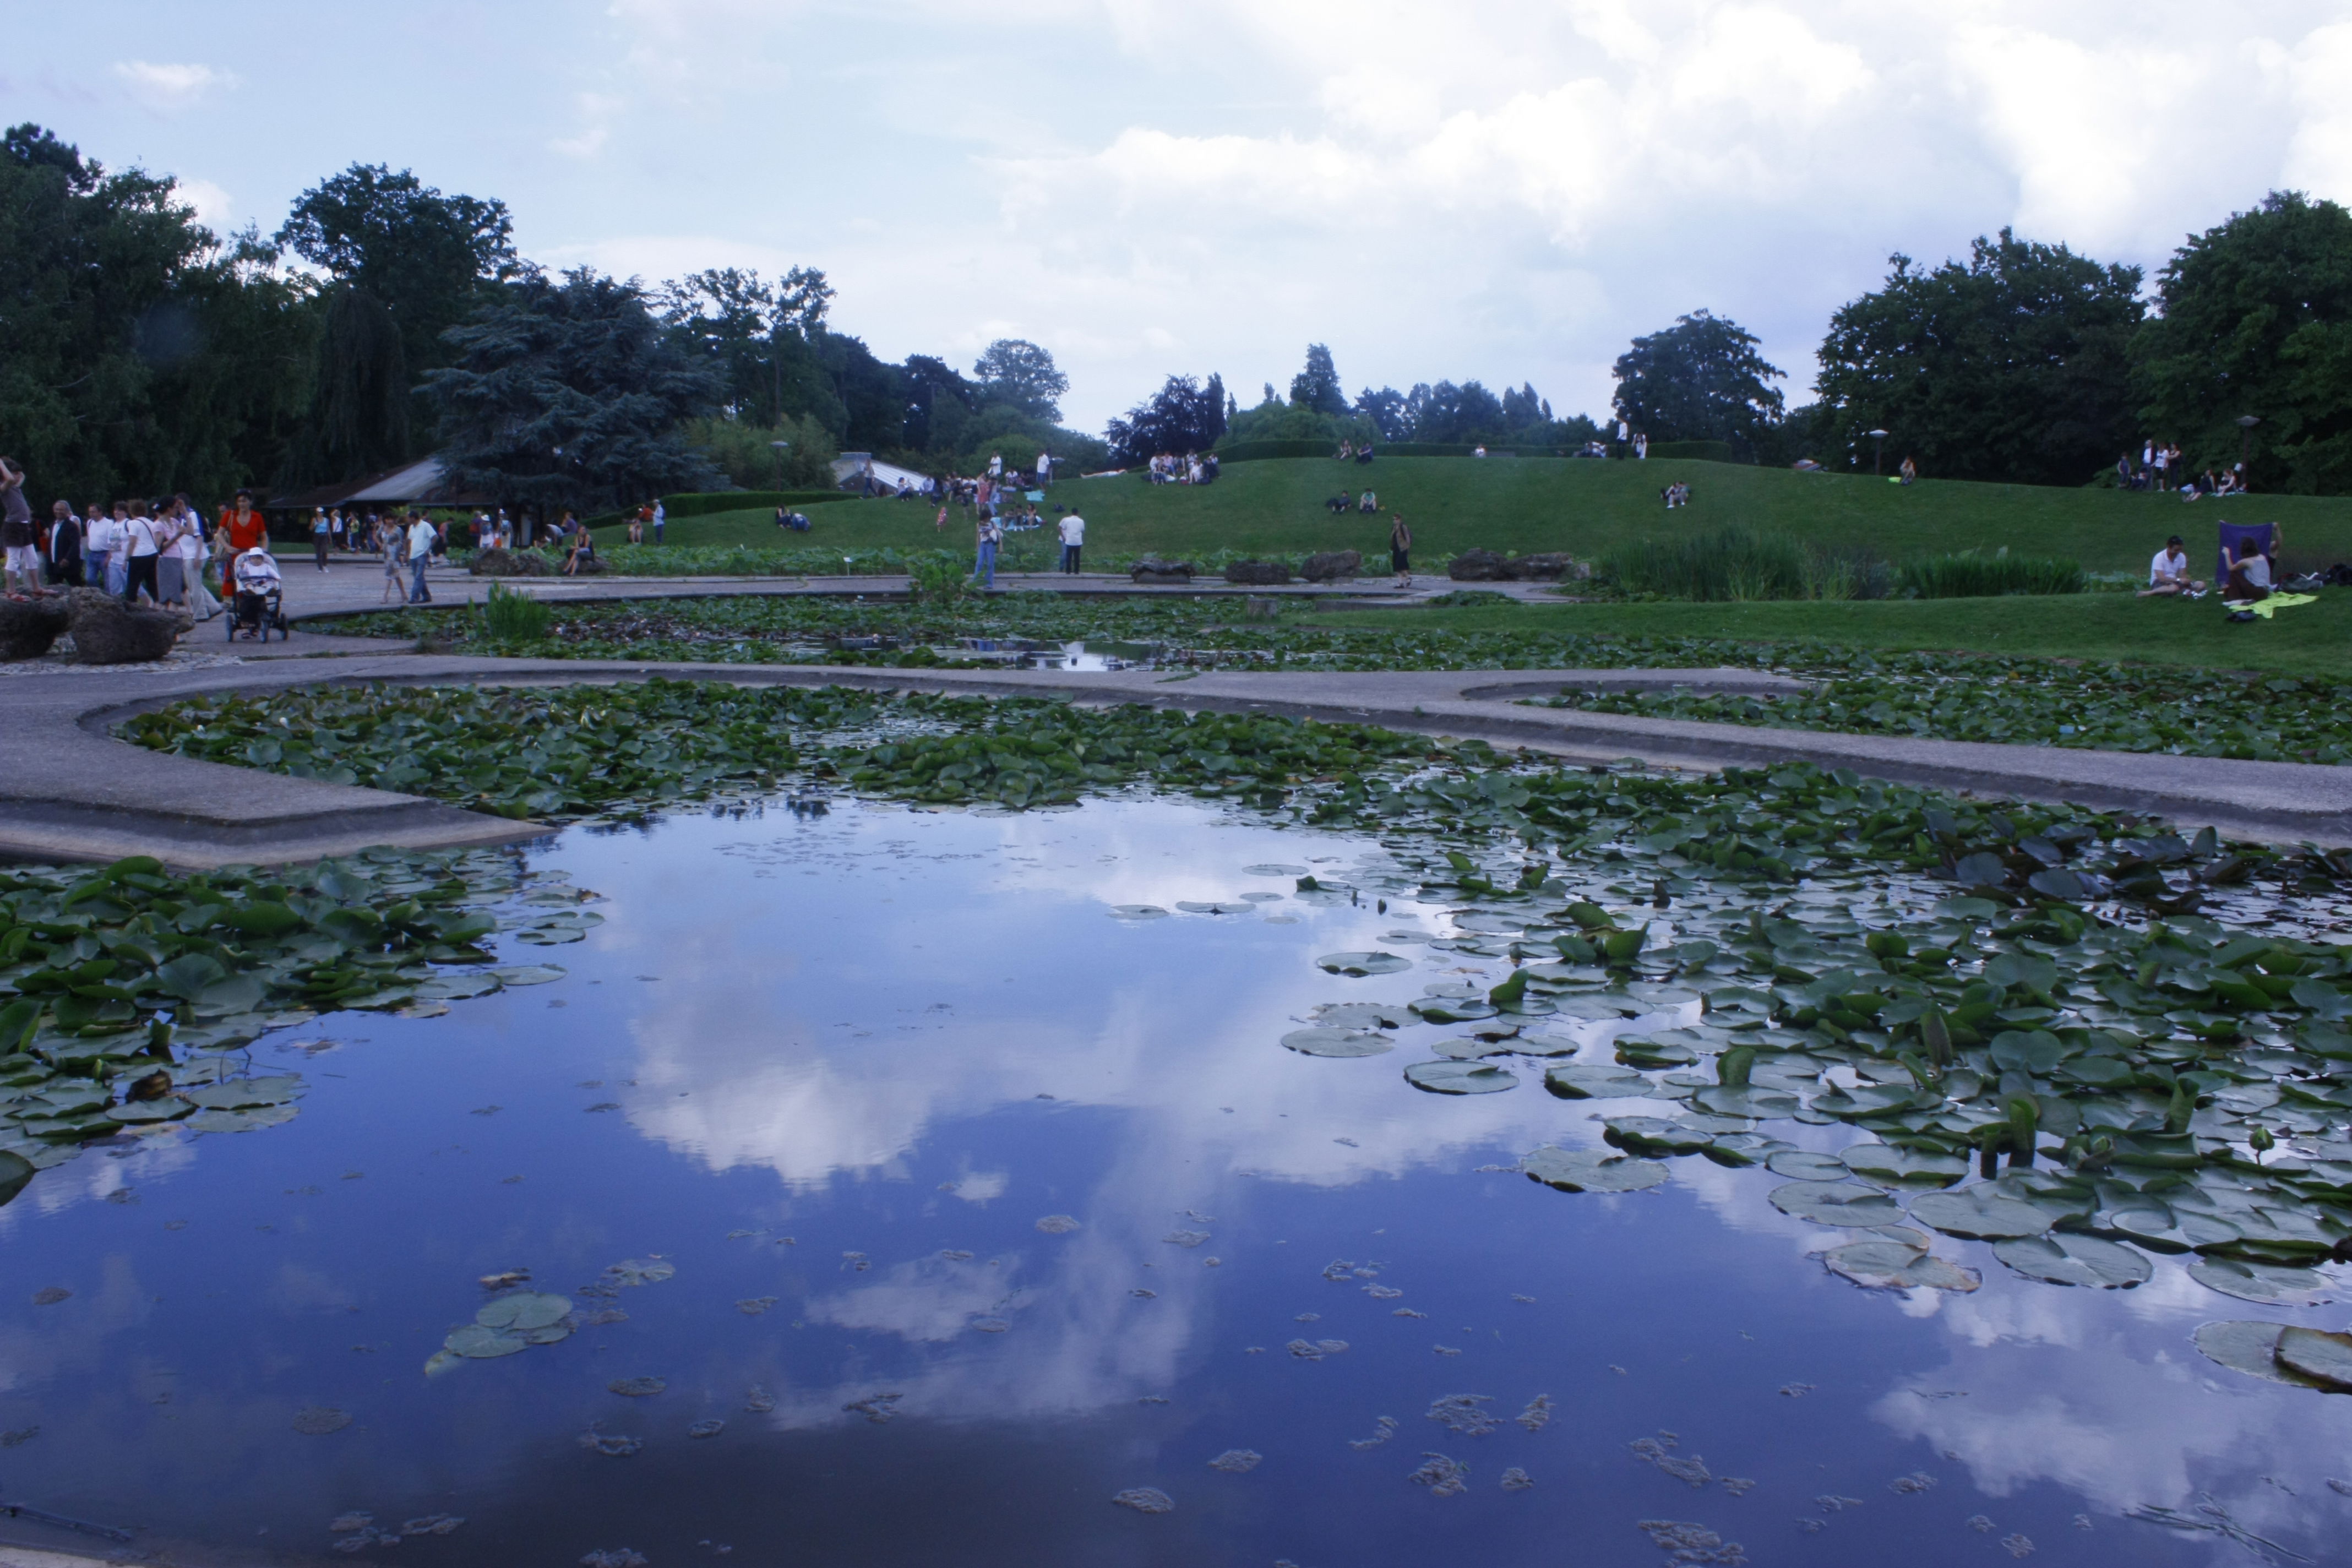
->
xmin=3 ymin=792 xmax=2350 ymax=1567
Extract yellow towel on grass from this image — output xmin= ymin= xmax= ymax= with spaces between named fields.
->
xmin=2248 ymin=593 xmax=2318 ymax=619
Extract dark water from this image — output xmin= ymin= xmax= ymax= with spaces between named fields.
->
xmin=2 ymin=798 xmax=2349 ymax=1567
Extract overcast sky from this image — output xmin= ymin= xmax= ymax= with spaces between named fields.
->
xmin=13 ymin=1 xmax=2352 ymax=428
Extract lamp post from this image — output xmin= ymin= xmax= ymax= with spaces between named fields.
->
xmin=770 ymin=439 xmax=791 ymax=490
xmin=2235 ymin=415 xmax=2260 ymax=480
xmin=1866 ymin=429 xmax=1889 ymax=477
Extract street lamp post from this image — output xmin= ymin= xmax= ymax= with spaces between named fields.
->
xmin=1866 ymin=429 xmax=1889 ymax=477
xmin=770 ymin=439 xmax=791 ymax=491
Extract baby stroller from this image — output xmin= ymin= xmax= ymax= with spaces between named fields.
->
xmin=226 ymin=550 xmax=290 ymax=641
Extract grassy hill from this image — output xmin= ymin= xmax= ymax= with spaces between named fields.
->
xmin=599 ymin=455 xmax=2352 ymax=575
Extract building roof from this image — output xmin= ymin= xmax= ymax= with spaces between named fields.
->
xmin=272 ymin=455 xmax=491 ymax=511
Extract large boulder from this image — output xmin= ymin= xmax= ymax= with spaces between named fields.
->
xmin=1500 ymin=552 xmax=1584 ymax=581
xmin=0 ymin=592 xmax=72 ymax=661
xmin=1447 ymin=548 xmax=1510 ymax=581
xmin=1299 ymin=549 xmax=1362 ymax=582
xmin=1130 ymin=559 xmax=1195 ymax=585
xmin=469 ymin=548 xmax=554 ymax=578
xmin=1223 ymin=559 xmax=1294 ymax=585
xmin=68 ymin=589 xmax=189 ymax=665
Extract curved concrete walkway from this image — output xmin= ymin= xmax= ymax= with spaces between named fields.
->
xmin=3 ymin=650 xmax=2349 ymax=868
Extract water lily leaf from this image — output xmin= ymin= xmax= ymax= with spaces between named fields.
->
xmin=1766 ymin=1150 xmax=1849 ymax=1182
xmin=1244 ymin=864 xmax=1308 ymax=876
xmin=443 ymin=1324 xmax=529 ymax=1359
xmin=1989 ymin=1031 xmax=2065 ymax=1074
xmin=1175 ymin=901 xmax=1253 ymax=916
xmin=608 ymin=1376 xmax=667 ymax=1397
xmin=1311 ymin=1002 xmax=1407 ymax=1030
xmin=2274 ymin=1327 xmax=2352 ymax=1390
xmin=1520 ymin=1145 xmax=1668 ymax=1193
xmin=1822 ymin=1238 xmax=1980 ymax=1292
xmin=105 ymin=1097 xmax=194 ymax=1124
xmin=2187 ymin=1259 xmax=2333 ymax=1306
xmin=152 ymin=954 xmax=227 ymax=1003
xmin=1412 ymin=1000 xmax=1498 ymax=1023
xmin=603 ymin=1258 xmax=676 ymax=1286
xmin=1281 ymin=1027 xmax=1394 ymax=1058
xmin=1770 ymin=1180 xmax=1906 ymax=1227
xmin=1603 ymin=1117 xmax=1714 ymax=1156
xmin=2110 ymin=1205 xmax=2242 ymax=1254
xmin=1317 ymin=951 xmax=1410 ymax=976
xmin=1543 ymin=1064 xmax=1656 ymax=1099
xmin=1983 ymin=952 xmax=2057 ymax=993
xmin=0 ymin=1150 xmax=32 ymax=1208
xmin=1551 ymin=994 xmax=1643 ymax=1021
xmin=1690 ymin=1085 xmax=1799 ymax=1119
xmin=1429 ymin=1036 xmax=1514 ymax=1060
xmin=191 ymin=974 xmax=266 ymax=1017
xmin=1839 ymin=1143 xmax=1969 ymax=1190
xmin=1109 ymin=905 xmax=1169 ymax=919
xmin=1702 ymin=1132 xmax=1796 ymax=1168
xmin=2193 ymin=1320 xmax=2339 ymax=1387
xmin=1909 ymin=1184 xmax=2053 ymax=1240
xmin=184 ymin=1075 xmax=304 ymax=1109
xmin=491 ymin=966 xmax=567 ymax=986
xmin=476 ymin=1292 xmax=573 ymax=1331
xmin=1404 ymin=1061 xmax=1518 ymax=1095
xmin=186 ymin=1103 xmax=299 ymax=1134
xmin=1992 ymin=1234 xmax=2152 ymax=1288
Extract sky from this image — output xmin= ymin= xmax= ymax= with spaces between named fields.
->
xmin=12 ymin=1 xmax=2352 ymax=429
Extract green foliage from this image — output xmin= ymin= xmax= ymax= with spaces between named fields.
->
xmin=1612 ymin=310 xmax=1786 ymax=449
xmin=426 ymin=269 xmax=725 ymax=514
xmin=1643 ymin=440 xmax=1735 ymax=463
xmin=657 ymin=265 xmax=835 ymax=431
xmin=972 ymin=338 xmax=1070 ymax=423
xmin=1215 ymin=439 xmax=1344 ymax=461
xmin=1816 ymin=231 xmax=2144 ymax=488
xmin=1219 ymin=402 xmax=1368 ymax=449
xmin=906 ymin=550 xmax=971 ymax=603
xmin=680 ymin=414 xmax=839 ymax=489
xmin=1600 ymin=527 xmax=1807 ymax=601
xmin=477 ymin=582 xmax=551 ymax=643
xmin=2131 ymin=191 xmax=2352 ymax=493
xmin=1901 ymin=552 xmax=2086 ymax=598
xmin=1107 ymin=374 xmax=1231 ymax=462
xmin=1289 ymin=344 xmax=1350 ymax=418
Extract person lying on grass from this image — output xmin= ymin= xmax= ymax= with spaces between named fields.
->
xmin=2139 ymin=535 xmax=2206 ymax=597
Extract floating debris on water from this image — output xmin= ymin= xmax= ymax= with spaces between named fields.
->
xmin=1364 ymin=1284 xmax=1403 ymax=1299
xmin=1637 ymin=1520 xmax=1746 ymax=1565
xmin=1112 ymin=1487 xmax=1174 ymax=1514
xmin=2000 ymin=1534 xmax=2035 ymax=1558
xmin=1295 ymin=1313 xmax=1322 ymax=1322
xmin=577 ymin=1431 xmax=642 ymax=1457
xmin=1408 ymin=1453 xmax=1469 ymax=1498
xmin=1207 ymin=1450 xmax=1262 ymax=1473
xmin=31 ymin=1288 xmax=69 ymax=1306
xmin=1817 ymin=1496 xmax=1864 ymax=1513
xmin=1516 ymin=1395 xmax=1554 ymax=1433
xmin=689 ymin=1419 xmax=725 ymax=1439
xmin=1395 ymin=1307 xmax=1428 ymax=1319
xmin=970 ymin=1317 xmax=1011 ymax=1333
xmin=844 ymin=1392 xmax=904 ymax=1424
xmin=1633 ymin=1435 xmax=1711 ymax=1488
xmin=580 ymin=1551 xmax=648 ymax=1568
xmin=1510 ymin=1294 xmax=1537 ymax=1304
xmin=842 ymin=1252 xmax=870 ymax=1272
xmin=1890 ymin=1472 xmax=1938 ymax=1495
xmin=1035 ymin=1215 xmax=1081 ymax=1234
xmin=736 ymin=1297 xmax=778 ymax=1315
xmin=1966 ymin=1514 xmax=1994 ymax=1532
xmin=608 ymin=1377 xmax=666 ymax=1397
xmin=1349 ymin=1416 xmax=1400 ymax=1450
xmin=744 ymin=1386 xmax=776 ymax=1413
xmin=1433 ymin=1346 xmax=1462 ymax=1357
xmin=292 ymin=1408 xmax=353 ymax=1436
xmin=1287 ymin=1339 xmax=1349 ymax=1359
xmin=1130 ymin=1289 xmax=1158 ymax=1299
xmin=1778 ymin=1383 xmax=1815 ymax=1398
xmin=2127 ymin=1495 xmax=2315 ymax=1562
xmin=1163 ymin=1229 xmax=1210 ymax=1248
xmin=1720 ymin=1478 xmax=1756 ymax=1496
xmin=1427 ymin=1395 xmax=1498 ymax=1436
xmin=1500 ymin=1467 xmax=1535 ymax=1491
xmin=601 ymin=1257 xmax=676 ymax=1287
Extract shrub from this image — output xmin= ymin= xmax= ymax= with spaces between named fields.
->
xmin=1900 ymin=551 xmax=2086 ymax=598
xmin=478 ymin=581 xmax=552 ymax=643
xmin=1599 ymin=527 xmax=1804 ymax=602
xmin=907 ymin=550 xmax=971 ymax=603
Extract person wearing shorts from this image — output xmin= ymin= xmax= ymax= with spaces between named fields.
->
xmin=1389 ymin=513 xmax=1412 ymax=588
xmin=0 ymin=457 xmax=37 ymax=592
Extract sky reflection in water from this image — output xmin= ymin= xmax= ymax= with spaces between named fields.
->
xmin=0 ymin=796 xmax=2348 ymax=1567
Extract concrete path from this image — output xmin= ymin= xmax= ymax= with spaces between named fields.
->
xmin=5 ymin=650 xmax=2349 ymax=869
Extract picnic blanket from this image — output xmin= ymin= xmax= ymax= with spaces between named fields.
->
xmin=2246 ymin=592 xmax=2317 ymax=620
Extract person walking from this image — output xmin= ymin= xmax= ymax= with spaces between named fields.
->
xmin=121 ymin=502 xmax=162 ymax=603
xmin=1058 ymin=509 xmax=1085 ymax=574
xmin=652 ymin=499 xmax=666 ymax=546
xmin=46 ymin=500 xmax=82 ymax=588
xmin=1036 ymin=451 xmax=1052 ymax=486
xmin=405 ymin=511 xmax=439 ymax=602
xmin=152 ymin=498 xmax=189 ymax=608
xmin=379 ymin=516 xmax=407 ymax=604
xmin=0 ymin=457 xmax=37 ymax=593
xmin=311 ymin=508 xmax=331 ymax=571
xmin=1389 ymin=513 xmax=1412 ymax=589
xmin=972 ymin=508 xmax=1001 ymax=590
xmin=218 ymin=489 xmax=269 ymax=584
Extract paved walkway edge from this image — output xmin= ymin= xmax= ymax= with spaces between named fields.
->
xmin=3 ymin=657 xmax=2349 ymax=868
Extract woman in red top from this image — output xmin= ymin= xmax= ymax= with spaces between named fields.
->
xmin=219 ymin=490 xmax=268 ymax=581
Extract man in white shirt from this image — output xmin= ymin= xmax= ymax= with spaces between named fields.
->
xmin=406 ymin=511 xmax=440 ymax=603
xmin=2138 ymin=534 xmax=2204 ymax=597
xmin=1035 ymin=452 xmax=1052 ymax=486
xmin=1058 ymin=511 xmax=1085 ymax=574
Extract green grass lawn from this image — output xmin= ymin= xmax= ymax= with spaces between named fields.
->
xmin=1310 ymin=592 xmax=2352 ymax=677
xmin=601 ymin=455 xmax=2352 ymax=576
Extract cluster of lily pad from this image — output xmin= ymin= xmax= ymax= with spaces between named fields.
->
xmin=0 ymin=848 xmax=562 ymax=1197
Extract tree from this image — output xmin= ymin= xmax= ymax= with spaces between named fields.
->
xmin=1353 ymin=386 xmax=1409 ymax=440
xmin=1289 ymin=344 xmax=1348 ymax=417
xmin=657 ymin=264 xmax=836 ymax=431
xmin=2132 ymin=190 xmax=2352 ymax=492
xmin=1815 ymin=231 xmax=2143 ymax=486
xmin=424 ymin=268 xmax=725 ymax=514
xmin=1401 ymin=380 xmax=1507 ymax=443
xmin=972 ymin=338 xmax=1069 ymax=422
xmin=1611 ymin=311 xmax=1785 ymax=449
xmin=278 ymin=165 xmax=515 ymax=375
xmin=1104 ymin=374 xmax=1228 ymax=462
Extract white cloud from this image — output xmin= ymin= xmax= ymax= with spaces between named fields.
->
xmin=111 ymin=59 xmax=238 ymax=110
xmin=177 ymin=178 xmax=234 ymax=232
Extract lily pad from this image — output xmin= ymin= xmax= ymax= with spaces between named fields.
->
xmin=608 ymin=1376 xmax=667 ymax=1397
xmin=1992 ymin=1234 xmax=2152 ymax=1289
xmin=1603 ymin=1117 xmax=1714 ymax=1156
xmin=1839 ymin=1143 xmax=1969 ymax=1190
xmin=1909 ymin=1184 xmax=2054 ymax=1240
xmin=490 ymin=965 xmax=566 ymax=986
xmin=2187 ymin=1259 xmax=2334 ymax=1306
xmin=1109 ymin=905 xmax=1169 ymax=919
xmin=292 ymin=1407 xmax=354 ymax=1435
xmin=2274 ymin=1327 xmax=2352 ymax=1390
xmin=184 ymin=1075 xmax=304 ymax=1109
xmin=1412 ymin=999 xmax=1499 ymax=1023
xmin=1317 ymin=951 xmax=1411 ymax=977
xmin=1176 ymin=901 xmax=1254 ymax=916
xmin=603 ymin=1258 xmax=676 ymax=1286
xmin=2195 ymin=1320 xmax=2340 ymax=1389
xmin=1311 ymin=1002 xmax=1408 ymax=1030
xmin=1403 ymin=1061 xmax=1518 ymax=1095
xmin=1770 ymin=1180 xmax=1907 ymax=1228
xmin=186 ymin=1104 xmax=299 ymax=1134
xmin=1765 ymin=1151 xmax=1849 ymax=1182
xmin=1281 ymin=1027 xmax=1394 ymax=1058
xmin=442 ymin=1324 xmax=529 ymax=1359
xmin=1689 ymin=1085 xmax=1799 ymax=1119
xmin=1821 ymin=1238 xmax=1981 ymax=1292
xmin=1428 ymin=1036 xmax=1514 ymax=1060
xmin=1521 ymin=1145 xmax=1669 ymax=1193
xmin=477 ymin=1292 xmax=573 ymax=1331
xmin=0 ymin=1150 xmax=31 ymax=1209
xmin=1543 ymin=1064 xmax=1656 ymax=1099
xmin=1244 ymin=864 xmax=1308 ymax=876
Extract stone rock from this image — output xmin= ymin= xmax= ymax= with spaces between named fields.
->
xmin=1131 ymin=559 xmax=1195 ymax=585
xmin=1299 ymin=549 xmax=1362 ymax=582
xmin=1501 ymin=552 xmax=1582 ymax=581
xmin=68 ymin=589 xmax=189 ymax=665
xmin=469 ymin=548 xmax=554 ymax=578
xmin=0 ymin=592 xmax=72 ymax=661
xmin=1447 ymin=548 xmax=1510 ymax=581
xmin=1222 ymin=559 xmax=1294 ymax=585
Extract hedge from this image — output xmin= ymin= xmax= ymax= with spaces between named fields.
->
xmin=585 ymin=490 xmax=852 ymax=530
xmin=1641 ymin=440 xmax=1737 ymax=464
xmin=1213 ymin=440 xmax=1559 ymax=462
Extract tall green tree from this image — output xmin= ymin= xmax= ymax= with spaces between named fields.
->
xmin=2132 ymin=190 xmax=2352 ymax=492
xmin=278 ymin=164 xmax=518 ymax=476
xmin=424 ymin=268 xmax=724 ymax=515
xmin=1815 ymin=231 xmax=2143 ymax=485
xmin=1289 ymin=344 xmax=1348 ymax=417
xmin=0 ymin=123 xmax=315 ymax=504
xmin=1612 ymin=311 xmax=1784 ymax=449
xmin=658 ymin=264 xmax=836 ymax=429
xmin=972 ymin=339 xmax=1068 ymax=422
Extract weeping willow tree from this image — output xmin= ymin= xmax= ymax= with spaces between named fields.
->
xmin=311 ymin=284 xmax=411 ymax=477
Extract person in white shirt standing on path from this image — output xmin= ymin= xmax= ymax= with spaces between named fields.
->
xmin=406 ymin=511 xmax=440 ymax=603
xmin=1058 ymin=510 xmax=1085 ymax=574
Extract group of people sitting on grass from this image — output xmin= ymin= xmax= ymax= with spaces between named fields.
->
xmin=2117 ymin=443 xmax=2251 ymax=499
xmin=1659 ymin=482 xmax=1692 ymax=509
xmin=2141 ymin=523 xmax=2294 ymax=616
xmin=1146 ymin=453 xmax=1219 ymax=484
xmin=1335 ymin=440 xmax=1376 ymax=464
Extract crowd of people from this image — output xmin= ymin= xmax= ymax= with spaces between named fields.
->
xmin=0 ymin=456 xmax=287 ymax=623
xmin=1146 ymin=452 xmax=1218 ymax=484
xmin=2119 ymin=443 xmax=2250 ymax=498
